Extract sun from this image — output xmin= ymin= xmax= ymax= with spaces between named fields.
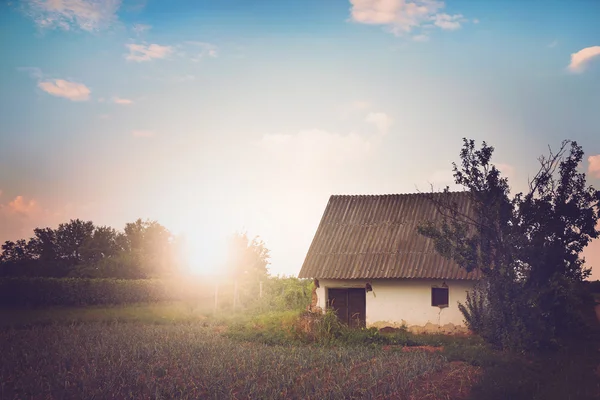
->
xmin=180 ymin=230 xmax=229 ymax=276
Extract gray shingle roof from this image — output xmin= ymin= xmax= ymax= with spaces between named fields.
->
xmin=298 ymin=192 xmax=481 ymax=280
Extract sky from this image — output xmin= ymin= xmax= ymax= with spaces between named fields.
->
xmin=0 ymin=0 xmax=600 ymax=278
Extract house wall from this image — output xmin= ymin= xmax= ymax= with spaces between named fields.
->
xmin=315 ymin=278 xmax=476 ymax=333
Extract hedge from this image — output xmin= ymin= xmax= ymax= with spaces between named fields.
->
xmin=0 ymin=278 xmax=212 ymax=307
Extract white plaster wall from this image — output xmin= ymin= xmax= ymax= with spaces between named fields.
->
xmin=316 ymin=279 xmax=475 ymax=328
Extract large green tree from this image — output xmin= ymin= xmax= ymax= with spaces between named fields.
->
xmin=418 ymin=139 xmax=600 ymax=350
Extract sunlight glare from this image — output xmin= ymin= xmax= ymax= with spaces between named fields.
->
xmin=181 ymin=230 xmax=228 ymax=276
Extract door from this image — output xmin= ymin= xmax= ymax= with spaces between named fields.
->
xmin=327 ymin=288 xmax=366 ymax=328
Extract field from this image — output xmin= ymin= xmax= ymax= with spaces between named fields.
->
xmin=0 ymin=322 xmax=472 ymax=400
xmin=1 ymin=303 xmax=599 ymax=400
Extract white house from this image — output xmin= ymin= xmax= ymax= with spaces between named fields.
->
xmin=298 ymin=192 xmax=481 ymax=334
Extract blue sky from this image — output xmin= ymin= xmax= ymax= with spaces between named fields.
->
xmin=0 ymin=0 xmax=599 ymax=277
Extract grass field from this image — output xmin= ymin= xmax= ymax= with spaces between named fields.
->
xmin=0 ymin=323 xmax=454 ymax=399
xmin=1 ymin=303 xmax=598 ymax=400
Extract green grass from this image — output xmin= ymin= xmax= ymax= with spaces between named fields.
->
xmin=0 ymin=323 xmax=446 ymax=399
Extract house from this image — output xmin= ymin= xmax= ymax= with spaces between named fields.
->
xmin=298 ymin=192 xmax=481 ymax=334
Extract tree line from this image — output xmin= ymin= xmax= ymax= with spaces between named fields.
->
xmin=0 ymin=219 xmax=270 ymax=281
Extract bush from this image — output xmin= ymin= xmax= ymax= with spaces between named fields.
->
xmin=0 ymin=277 xmax=212 ymax=307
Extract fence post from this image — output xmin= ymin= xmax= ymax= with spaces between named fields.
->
xmin=214 ymin=282 xmax=219 ymax=313
xmin=233 ymin=280 xmax=238 ymax=311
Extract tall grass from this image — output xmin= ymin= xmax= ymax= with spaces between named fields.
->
xmin=0 ymin=323 xmax=445 ymax=399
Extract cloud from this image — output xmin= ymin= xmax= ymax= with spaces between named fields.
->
xmin=131 ymin=130 xmax=154 ymax=138
xmin=568 ymin=46 xmax=600 ymax=73
xmin=112 ymin=97 xmax=133 ymax=105
xmin=547 ymin=40 xmax=558 ymax=48
xmin=132 ymin=23 xmax=151 ymax=35
xmin=588 ymin=155 xmax=600 ymax=178
xmin=38 ymin=79 xmax=91 ymax=101
xmin=23 ymin=0 xmax=121 ymax=31
xmin=125 ymin=43 xmax=173 ymax=62
xmin=432 ymin=13 xmax=465 ymax=30
xmin=365 ymin=112 xmax=393 ymax=133
xmin=348 ymin=0 xmax=470 ymax=36
xmin=0 ymin=195 xmax=46 ymax=242
xmin=183 ymin=41 xmax=218 ymax=61
xmin=3 ymin=196 xmax=40 ymax=217
xmin=412 ymin=34 xmax=429 ymax=42
xmin=472 ymin=18 xmax=479 ymax=24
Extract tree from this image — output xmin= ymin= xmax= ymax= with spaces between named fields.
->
xmin=123 ymin=219 xmax=175 ymax=277
xmin=418 ymin=139 xmax=600 ymax=350
xmin=80 ymin=226 xmax=124 ymax=264
xmin=56 ymin=219 xmax=95 ymax=264
xmin=0 ymin=240 xmax=32 ymax=263
xmin=28 ymin=227 xmax=59 ymax=261
xmin=225 ymin=232 xmax=270 ymax=282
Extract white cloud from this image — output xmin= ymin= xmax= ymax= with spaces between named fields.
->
xmin=125 ymin=43 xmax=173 ymax=62
xmin=472 ymin=18 xmax=479 ymax=24
xmin=132 ymin=23 xmax=151 ymax=35
xmin=38 ymin=79 xmax=90 ymax=101
xmin=412 ymin=34 xmax=429 ymax=42
xmin=348 ymin=0 xmax=470 ymax=36
xmin=184 ymin=41 xmax=218 ymax=61
xmin=365 ymin=112 xmax=393 ymax=133
xmin=112 ymin=97 xmax=133 ymax=105
xmin=24 ymin=0 xmax=121 ymax=31
xmin=547 ymin=40 xmax=558 ymax=48
xmin=131 ymin=130 xmax=154 ymax=138
xmin=432 ymin=13 xmax=465 ymax=30
xmin=588 ymin=155 xmax=600 ymax=178
xmin=568 ymin=46 xmax=600 ymax=73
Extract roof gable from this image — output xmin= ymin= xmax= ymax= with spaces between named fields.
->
xmin=298 ymin=192 xmax=481 ymax=280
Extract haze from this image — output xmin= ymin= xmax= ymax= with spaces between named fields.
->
xmin=0 ymin=0 xmax=599 ymax=278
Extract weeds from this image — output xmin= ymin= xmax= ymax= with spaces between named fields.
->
xmin=0 ymin=323 xmax=446 ymax=399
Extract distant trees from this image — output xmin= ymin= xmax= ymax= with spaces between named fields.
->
xmin=0 ymin=218 xmax=180 ymax=279
xmin=226 ymin=232 xmax=270 ymax=282
xmin=419 ymin=139 xmax=600 ymax=350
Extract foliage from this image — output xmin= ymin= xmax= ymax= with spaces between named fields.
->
xmin=251 ymin=277 xmax=312 ymax=312
xmin=418 ymin=139 xmax=600 ymax=350
xmin=1 ymin=218 xmax=180 ymax=279
xmin=0 ymin=277 xmax=213 ymax=307
xmin=0 ymin=323 xmax=447 ymax=399
xmin=224 ymin=231 xmax=270 ymax=280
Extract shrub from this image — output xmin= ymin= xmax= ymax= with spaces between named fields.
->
xmin=0 ymin=277 xmax=211 ymax=307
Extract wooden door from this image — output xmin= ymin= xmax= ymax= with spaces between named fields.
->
xmin=327 ymin=288 xmax=366 ymax=328
xmin=348 ymin=288 xmax=366 ymax=328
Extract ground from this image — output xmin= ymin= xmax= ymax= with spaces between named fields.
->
xmin=0 ymin=303 xmax=599 ymax=400
xmin=0 ymin=322 xmax=467 ymax=399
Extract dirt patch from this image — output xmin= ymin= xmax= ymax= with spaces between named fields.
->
xmin=382 ymin=345 xmax=444 ymax=353
xmin=407 ymin=361 xmax=482 ymax=400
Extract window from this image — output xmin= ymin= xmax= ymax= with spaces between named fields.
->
xmin=431 ymin=287 xmax=449 ymax=307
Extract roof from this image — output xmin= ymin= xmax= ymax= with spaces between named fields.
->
xmin=298 ymin=192 xmax=482 ymax=280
